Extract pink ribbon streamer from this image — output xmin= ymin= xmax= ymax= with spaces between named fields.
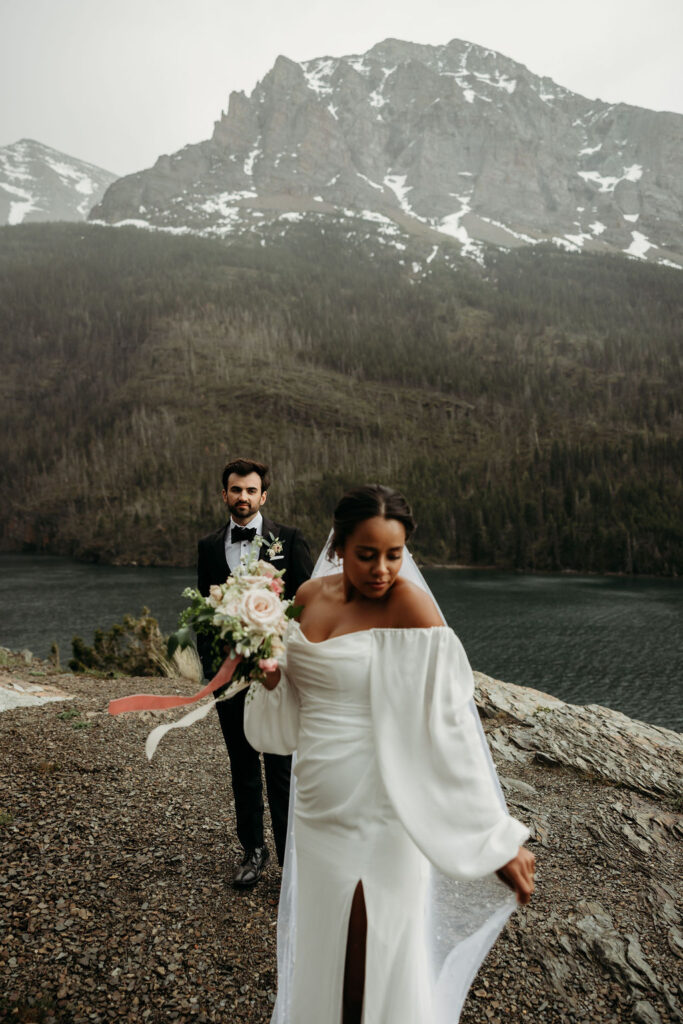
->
xmin=108 ymin=654 xmax=242 ymax=715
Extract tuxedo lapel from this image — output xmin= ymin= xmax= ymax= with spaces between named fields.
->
xmin=212 ymin=524 xmax=231 ymax=581
xmin=260 ymin=515 xmax=279 ymax=541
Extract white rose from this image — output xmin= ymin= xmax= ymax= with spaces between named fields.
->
xmin=208 ymin=584 xmax=223 ymax=608
xmin=239 ymin=573 xmax=270 ymax=588
xmin=239 ymin=587 xmax=285 ymax=633
xmin=255 ymin=560 xmax=278 ymax=577
xmin=218 ymin=592 xmax=242 ymax=618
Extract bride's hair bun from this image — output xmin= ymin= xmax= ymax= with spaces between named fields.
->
xmin=329 ymin=485 xmax=416 ymax=557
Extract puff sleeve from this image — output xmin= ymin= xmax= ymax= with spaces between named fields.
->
xmin=371 ymin=627 xmax=529 ymax=880
xmin=244 ymin=665 xmax=300 ymax=755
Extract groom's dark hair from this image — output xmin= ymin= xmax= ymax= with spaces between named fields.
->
xmin=222 ymin=458 xmax=271 ymax=492
xmin=329 ymin=485 xmax=416 ymax=556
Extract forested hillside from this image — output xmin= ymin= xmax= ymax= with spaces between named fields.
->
xmin=1 ymin=222 xmax=681 ymax=573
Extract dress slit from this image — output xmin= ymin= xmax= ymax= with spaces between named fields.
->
xmin=342 ymin=880 xmax=367 ymax=1024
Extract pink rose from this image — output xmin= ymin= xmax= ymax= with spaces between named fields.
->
xmin=240 ymin=587 xmax=283 ymax=632
xmin=268 ymin=577 xmax=284 ymax=596
xmin=258 ymin=658 xmax=279 ymax=673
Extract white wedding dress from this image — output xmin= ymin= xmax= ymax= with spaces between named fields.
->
xmin=244 ymin=620 xmax=529 ymax=1024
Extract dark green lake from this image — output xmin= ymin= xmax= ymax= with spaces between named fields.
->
xmin=1 ymin=554 xmax=680 ymax=731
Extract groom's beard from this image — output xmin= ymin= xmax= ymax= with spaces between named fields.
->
xmin=227 ymin=497 xmax=261 ymax=524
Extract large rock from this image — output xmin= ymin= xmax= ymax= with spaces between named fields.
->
xmin=475 ymin=671 xmax=682 ymax=797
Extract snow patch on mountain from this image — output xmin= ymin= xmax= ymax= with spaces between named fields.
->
xmin=439 ymin=194 xmax=484 ymax=261
xmin=369 ymin=66 xmax=396 ymax=110
xmin=302 ymin=58 xmax=336 ymax=96
xmin=244 ymin=141 xmax=262 ymax=176
xmin=578 ymin=164 xmax=643 ymax=193
xmin=479 ymin=216 xmax=539 ymax=245
xmin=356 ymin=172 xmax=384 ymax=192
xmin=384 ymin=174 xmax=414 ymax=214
xmin=347 ymin=56 xmax=371 ymax=76
xmin=625 ymin=231 xmax=653 ymax=258
xmin=201 ymin=191 xmax=257 ymax=215
xmin=3 ymin=184 xmax=38 ymax=225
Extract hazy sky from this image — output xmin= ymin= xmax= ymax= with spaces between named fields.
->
xmin=3 ymin=0 xmax=682 ymax=176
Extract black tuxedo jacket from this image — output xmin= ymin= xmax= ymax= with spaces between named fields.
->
xmin=196 ymin=514 xmax=314 ymax=678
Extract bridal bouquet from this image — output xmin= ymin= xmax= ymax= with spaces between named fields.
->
xmin=109 ymin=537 xmax=297 ymax=759
xmin=168 ymin=535 xmax=297 ymax=687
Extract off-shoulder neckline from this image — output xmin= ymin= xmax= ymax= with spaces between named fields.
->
xmin=291 ymin=619 xmax=448 ymax=646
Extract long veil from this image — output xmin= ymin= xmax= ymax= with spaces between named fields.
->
xmin=272 ymin=536 xmax=517 ymax=1024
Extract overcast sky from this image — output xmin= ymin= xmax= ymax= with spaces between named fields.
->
xmin=2 ymin=0 xmax=682 ymax=176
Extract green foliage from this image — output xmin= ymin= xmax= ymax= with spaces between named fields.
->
xmin=166 ymin=624 xmax=194 ymax=660
xmin=57 ymin=708 xmax=89 ymax=729
xmin=167 ymin=589 xmax=220 ymax=669
xmin=69 ymin=607 xmax=168 ymax=676
xmin=0 ymin=222 xmax=682 ymax=574
xmin=48 ymin=642 xmax=60 ymax=668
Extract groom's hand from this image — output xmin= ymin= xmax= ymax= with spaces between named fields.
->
xmin=496 ymin=847 xmax=535 ymax=904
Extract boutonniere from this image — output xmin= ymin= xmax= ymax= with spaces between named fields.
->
xmin=266 ymin=535 xmax=283 ymax=559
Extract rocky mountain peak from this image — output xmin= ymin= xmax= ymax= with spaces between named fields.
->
xmin=89 ymin=38 xmax=683 ymax=269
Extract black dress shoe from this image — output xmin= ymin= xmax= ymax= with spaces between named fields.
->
xmin=232 ymin=846 xmax=270 ymax=889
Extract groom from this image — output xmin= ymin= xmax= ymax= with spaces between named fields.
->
xmin=197 ymin=457 xmax=313 ymax=888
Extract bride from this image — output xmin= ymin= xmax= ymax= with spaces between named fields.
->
xmin=244 ymin=485 xmax=535 ymax=1024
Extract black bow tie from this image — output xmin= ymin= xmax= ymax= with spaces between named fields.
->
xmin=231 ymin=525 xmax=257 ymax=544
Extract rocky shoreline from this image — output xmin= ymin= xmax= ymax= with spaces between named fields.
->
xmin=1 ymin=650 xmax=681 ymax=1024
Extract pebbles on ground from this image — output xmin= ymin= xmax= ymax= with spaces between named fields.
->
xmin=1 ymin=653 xmax=681 ymax=1023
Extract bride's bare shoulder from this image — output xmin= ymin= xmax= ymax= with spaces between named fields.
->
xmin=295 ymin=573 xmax=343 ymax=605
xmin=389 ymin=577 xmax=443 ymax=628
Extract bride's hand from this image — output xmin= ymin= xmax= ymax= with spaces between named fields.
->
xmin=261 ymin=667 xmax=281 ymax=690
xmin=496 ymin=847 xmax=535 ymax=904
xmin=255 ymin=656 xmax=281 ymax=690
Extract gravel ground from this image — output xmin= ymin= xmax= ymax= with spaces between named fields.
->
xmin=1 ymin=654 xmax=681 ymax=1024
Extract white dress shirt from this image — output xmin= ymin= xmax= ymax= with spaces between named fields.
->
xmin=224 ymin=511 xmax=263 ymax=572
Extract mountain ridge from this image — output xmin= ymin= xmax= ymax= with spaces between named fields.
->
xmin=0 ymin=138 xmax=117 ymax=225
xmin=90 ymin=36 xmax=683 ymax=268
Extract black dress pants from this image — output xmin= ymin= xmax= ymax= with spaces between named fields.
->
xmin=215 ymin=687 xmax=291 ymax=865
